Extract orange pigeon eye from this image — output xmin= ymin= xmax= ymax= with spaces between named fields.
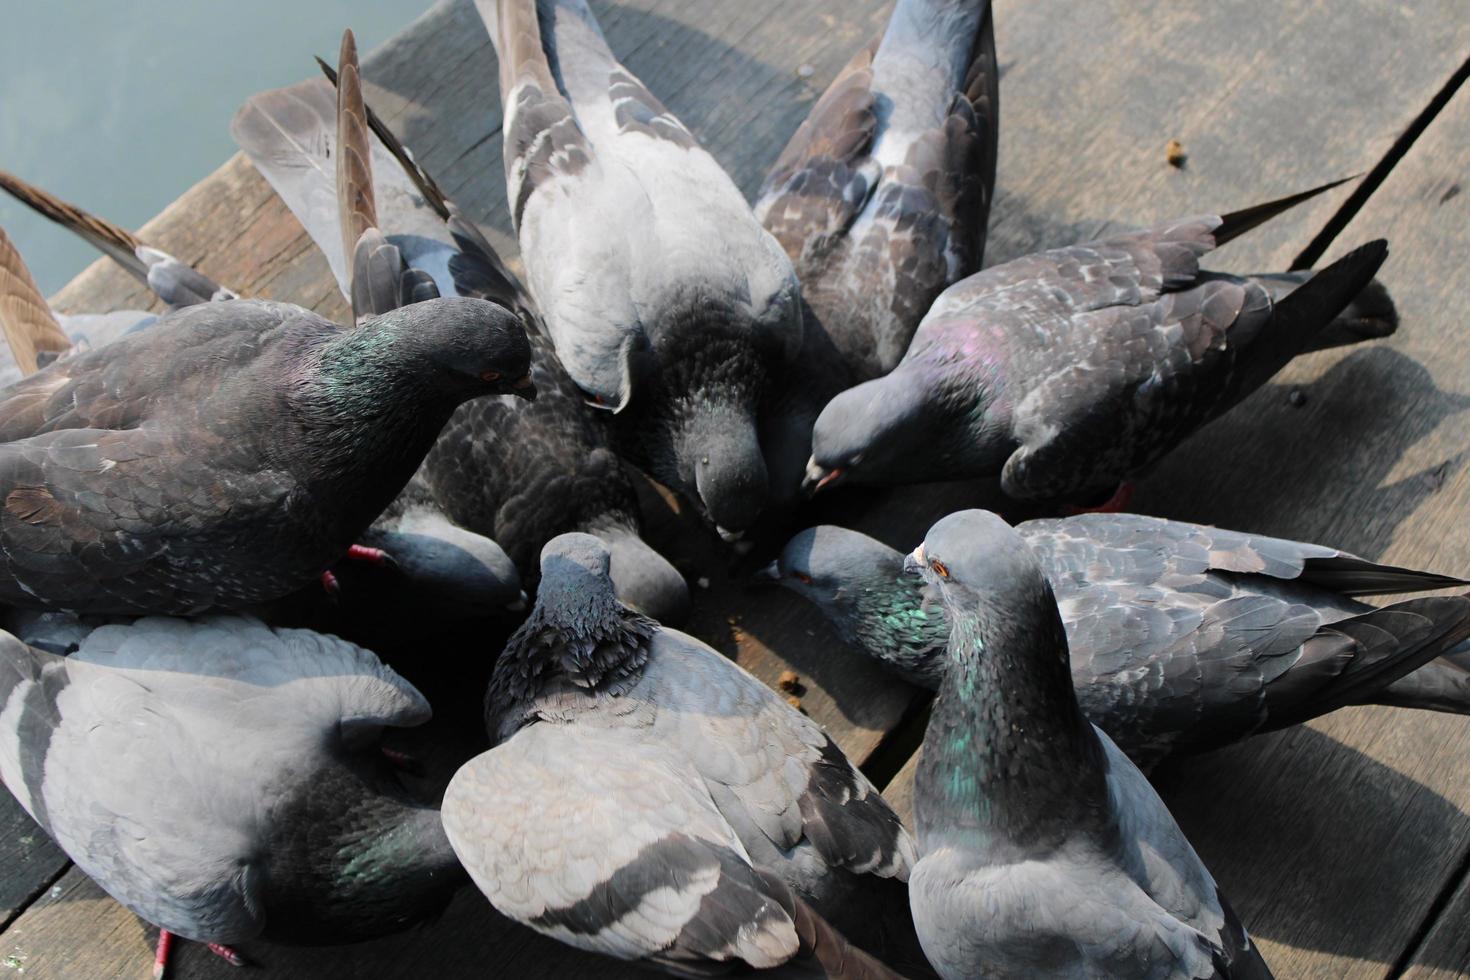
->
xmin=795 ymin=572 xmax=813 ymax=585
xmin=481 ymin=370 xmax=502 ymax=382
xmin=931 ymin=559 xmax=950 ymax=579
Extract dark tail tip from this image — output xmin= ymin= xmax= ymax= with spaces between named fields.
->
xmin=1300 ymin=275 xmax=1399 ymax=353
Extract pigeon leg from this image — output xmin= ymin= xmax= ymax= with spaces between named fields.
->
xmin=320 ymin=569 xmax=341 ymax=596
xmin=152 ymin=930 xmax=247 ymax=979
xmin=345 ymin=544 xmax=394 ymax=566
xmin=206 ymin=943 xmax=247 ymax=967
xmin=1064 ymin=482 xmax=1135 ymax=516
xmin=152 ymin=928 xmax=173 ymax=980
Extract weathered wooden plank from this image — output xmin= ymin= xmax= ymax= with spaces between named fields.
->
xmin=1299 ymin=73 xmax=1470 ymax=980
xmin=0 ymin=795 xmax=65 ymax=928
xmin=0 ymin=865 xmax=649 ymax=980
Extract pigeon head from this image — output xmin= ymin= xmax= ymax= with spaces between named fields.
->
xmin=766 ymin=525 xmax=948 ymax=687
xmin=533 ymin=532 xmax=626 ymax=627
xmin=366 ymin=296 xmax=537 ymax=401
xmin=614 ymin=308 xmax=770 ymax=536
xmin=362 ymin=511 xmax=526 ymax=616
xmin=768 ymin=525 xmax=908 ymax=609
xmin=596 ymin=525 xmax=691 ymax=623
xmin=906 ymin=509 xmax=1056 ymax=626
xmin=686 ymin=412 xmax=769 ymax=535
xmin=807 ymin=329 xmax=1013 ymax=490
xmin=489 ymin=533 xmax=658 ymax=719
xmin=805 ymin=371 xmax=939 ymax=491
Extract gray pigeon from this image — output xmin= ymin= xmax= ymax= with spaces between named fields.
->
xmin=767 ymin=518 xmax=1470 ymax=770
xmin=0 ymin=615 xmax=465 ymax=975
xmin=753 ymin=0 xmax=998 ymax=518
xmin=231 ymin=55 xmax=688 ymax=620
xmin=0 ymin=164 xmax=535 ymax=618
xmin=477 ymin=0 xmax=804 ymax=537
xmin=805 ymin=183 xmax=1391 ymax=504
xmin=755 ymin=0 xmax=999 ymax=383
xmin=442 ymin=532 xmax=928 ymax=977
xmin=905 ymin=509 xmax=1274 ymax=978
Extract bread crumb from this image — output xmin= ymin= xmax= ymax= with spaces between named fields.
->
xmin=1165 ymin=139 xmax=1187 ymax=168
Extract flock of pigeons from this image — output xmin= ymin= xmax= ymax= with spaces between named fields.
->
xmin=0 ymin=0 xmax=1461 ymax=977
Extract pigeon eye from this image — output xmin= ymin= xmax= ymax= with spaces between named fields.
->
xmin=481 ymin=370 xmax=502 ymax=382
xmin=931 ymin=559 xmax=949 ymax=579
xmin=795 ymin=572 xmax=813 ymax=585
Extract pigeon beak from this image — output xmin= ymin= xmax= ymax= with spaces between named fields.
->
xmin=716 ymin=525 xmax=746 ymax=544
xmin=903 ymin=545 xmax=925 ymax=576
xmin=506 ymin=590 xmax=529 ymax=613
xmin=752 ymin=560 xmax=782 ymax=585
xmin=511 ymin=375 xmax=537 ymax=401
xmin=802 ymin=459 xmax=845 ymax=496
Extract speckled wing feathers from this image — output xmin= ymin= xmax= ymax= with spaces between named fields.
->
xmin=443 ymin=727 xmax=803 ymax=972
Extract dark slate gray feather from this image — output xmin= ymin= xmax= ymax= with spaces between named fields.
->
xmin=0 ymin=615 xmax=463 ymax=947
xmin=477 ymin=0 xmax=802 ymax=535
xmin=234 ymin=72 xmax=688 ymax=620
xmin=907 ymin=510 xmax=1274 ymax=978
xmin=771 ymin=515 xmax=1470 ymax=769
xmin=448 ymin=533 xmax=922 ymax=976
xmin=807 ymin=182 xmax=1390 ymax=502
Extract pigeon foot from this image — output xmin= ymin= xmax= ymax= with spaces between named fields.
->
xmin=1064 ymin=482 xmax=1135 ymax=515
xmin=152 ymin=931 xmax=246 ymax=979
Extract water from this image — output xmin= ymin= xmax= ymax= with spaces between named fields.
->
xmin=0 ymin=0 xmax=430 ymax=294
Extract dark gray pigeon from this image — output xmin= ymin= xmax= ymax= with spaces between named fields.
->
xmin=0 ymin=277 xmax=532 ymax=614
xmin=905 ymin=509 xmax=1274 ymax=978
xmin=0 ymin=171 xmax=531 ymax=625
xmin=443 ymin=532 xmax=927 ymax=977
xmin=232 ymin=51 xmax=688 ymax=621
xmin=477 ymin=0 xmax=804 ymax=537
xmin=0 ymin=615 xmax=465 ymax=974
xmin=755 ymin=0 xmax=999 ymax=384
xmin=753 ymin=0 xmax=998 ymax=519
xmin=805 ymin=183 xmax=1392 ymax=503
xmin=768 ymin=517 xmax=1470 ymax=770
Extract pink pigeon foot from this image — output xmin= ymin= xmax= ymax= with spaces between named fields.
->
xmin=152 ymin=930 xmax=246 ymax=979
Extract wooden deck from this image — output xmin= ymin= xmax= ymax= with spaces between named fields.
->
xmin=2 ymin=0 xmax=1469 ymax=976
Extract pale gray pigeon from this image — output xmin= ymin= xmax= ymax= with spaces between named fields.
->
xmin=476 ymin=0 xmax=804 ymax=537
xmin=0 ymin=615 xmax=464 ymax=975
xmin=442 ymin=532 xmax=929 ymax=977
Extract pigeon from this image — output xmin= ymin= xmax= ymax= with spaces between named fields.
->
xmin=766 ymin=517 xmax=1470 ymax=770
xmin=442 ymin=532 xmax=929 ymax=976
xmin=755 ymin=0 xmax=999 ymax=384
xmin=477 ymin=0 xmax=804 ymax=537
xmin=1 ymin=158 xmax=532 ymax=624
xmin=805 ymin=182 xmax=1392 ymax=504
xmin=0 ymin=262 xmax=533 ymax=614
xmin=0 ymin=615 xmax=465 ymax=975
xmin=753 ymin=0 xmax=998 ymax=521
xmin=904 ymin=509 xmax=1275 ymax=978
xmin=232 ymin=45 xmax=689 ymax=620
